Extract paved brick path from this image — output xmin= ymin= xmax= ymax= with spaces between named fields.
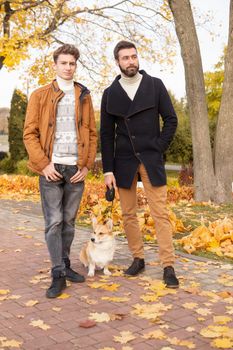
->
xmin=0 ymin=199 xmax=233 ymax=350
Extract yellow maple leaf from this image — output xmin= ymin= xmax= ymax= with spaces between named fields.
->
xmin=0 ymin=337 xmax=22 ymax=348
xmin=183 ymin=302 xmax=198 ymax=309
xmin=29 ymin=319 xmax=50 ymax=330
xmin=132 ymin=302 xmax=172 ymax=320
xmin=88 ymin=282 xmax=120 ymax=292
xmin=114 ymin=331 xmax=136 ymax=344
xmin=89 ymin=312 xmax=111 ymax=323
xmin=213 ymin=316 xmax=232 ymax=325
xmin=200 ymin=325 xmax=230 ymax=338
xmin=0 ymin=289 xmax=10 ymax=295
xmin=168 ymin=337 xmax=196 ymax=348
xmin=142 ymin=329 xmax=166 ymax=339
xmin=8 ymin=295 xmax=21 ymax=300
xmin=140 ymin=293 xmax=158 ymax=302
xmin=57 ymin=293 xmax=70 ymax=299
xmin=101 ymin=296 xmax=130 ymax=302
xmin=25 ymin=300 xmax=39 ymax=307
xmin=186 ymin=327 xmax=195 ymax=332
xmin=81 ymin=296 xmax=98 ymax=305
xmin=52 ymin=307 xmax=61 ymax=312
xmin=211 ymin=338 xmax=233 ymax=348
xmin=195 ymin=308 xmax=212 ymax=316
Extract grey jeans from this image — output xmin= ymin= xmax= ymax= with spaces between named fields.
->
xmin=39 ymin=164 xmax=84 ymax=273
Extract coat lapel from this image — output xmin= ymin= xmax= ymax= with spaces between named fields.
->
xmin=106 ymin=77 xmax=131 ymax=117
xmin=106 ymin=70 xmax=155 ymax=118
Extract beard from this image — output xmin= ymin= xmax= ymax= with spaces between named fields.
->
xmin=119 ymin=63 xmax=139 ymax=77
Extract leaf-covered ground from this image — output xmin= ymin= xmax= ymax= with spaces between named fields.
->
xmin=0 ymin=197 xmax=233 ymax=350
xmin=0 ymin=174 xmax=232 ymax=263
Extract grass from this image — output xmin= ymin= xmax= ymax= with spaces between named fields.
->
xmin=172 ymin=201 xmax=233 ymax=230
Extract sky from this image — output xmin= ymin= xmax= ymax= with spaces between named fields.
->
xmin=0 ymin=0 xmax=230 ymax=108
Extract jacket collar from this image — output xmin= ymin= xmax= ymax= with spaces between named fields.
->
xmin=106 ymin=70 xmax=155 ymax=117
xmin=51 ymin=80 xmax=89 ymax=101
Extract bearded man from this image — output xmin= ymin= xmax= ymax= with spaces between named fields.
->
xmin=100 ymin=40 xmax=179 ymax=288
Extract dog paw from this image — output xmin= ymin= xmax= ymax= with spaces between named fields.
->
xmin=88 ymin=272 xmax=95 ymax=277
xmin=104 ymin=270 xmax=112 ymax=276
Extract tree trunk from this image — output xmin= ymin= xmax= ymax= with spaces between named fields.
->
xmin=168 ymin=0 xmax=216 ymax=201
xmin=214 ymin=0 xmax=233 ymax=203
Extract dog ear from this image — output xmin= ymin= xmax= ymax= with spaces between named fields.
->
xmin=91 ymin=215 xmax=98 ymax=230
xmin=106 ymin=218 xmax=113 ymax=231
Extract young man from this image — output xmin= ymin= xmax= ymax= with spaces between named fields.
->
xmin=24 ymin=44 xmax=97 ymax=298
xmin=100 ymin=40 xmax=179 ymax=288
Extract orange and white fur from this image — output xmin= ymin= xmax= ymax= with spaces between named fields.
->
xmin=79 ymin=217 xmax=115 ymax=277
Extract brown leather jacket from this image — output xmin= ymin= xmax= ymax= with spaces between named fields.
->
xmin=23 ymin=80 xmax=97 ymax=174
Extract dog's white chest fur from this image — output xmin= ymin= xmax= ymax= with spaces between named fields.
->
xmin=89 ymin=241 xmax=115 ymax=268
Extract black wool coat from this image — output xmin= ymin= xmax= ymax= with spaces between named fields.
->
xmin=100 ymin=70 xmax=178 ymax=189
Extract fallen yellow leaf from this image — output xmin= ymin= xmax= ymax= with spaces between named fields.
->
xmin=0 ymin=289 xmax=10 ymax=295
xmin=29 ymin=319 xmax=50 ymax=330
xmin=142 ymin=329 xmax=165 ymax=339
xmin=195 ymin=308 xmax=212 ymax=316
xmin=57 ymin=293 xmax=70 ymax=299
xmin=114 ymin=331 xmax=136 ymax=344
xmin=183 ymin=302 xmax=198 ymax=310
xmin=89 ymin=312 xmax=111 ymax=323
xmin=211 ymin=338 xmax=233 ymax=348
xmin=25 ymin=300 xmax=39 ymax=307
xmin=0 ymin=337 xmax=22 ymax=348
xmin=101 ymin=296 xmax=130 ymax=302
xmin=52 ymin=307 xmax=61 ymax=312
xmin=213 ymin=316 xmax=232 ymax=325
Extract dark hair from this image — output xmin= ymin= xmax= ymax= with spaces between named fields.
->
xmin=53 ymin=44 xmax=80 ymax=63
xmin=113 ymin=40 xmax=137 ymax=60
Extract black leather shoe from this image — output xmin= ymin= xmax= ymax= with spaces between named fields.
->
xmin=124 ymin=258 xmax=145 ymax=276
xmin=163 ymin=266 xmax=179 ymax=288
xmin=66 ymin=267 xmax=85 ymax=283
xmin=46 ymin=270 xmax=66 ymax=298
xmin=64 ymin=258 xmax=85 ymax=283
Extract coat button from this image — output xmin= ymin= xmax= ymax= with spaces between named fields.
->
xmin=126 ymin=118 xmax=130 ymax=121
xmin=136 ymin=152 xmax=140 ymax=156
xmin=132 ymin=135 xmax=135 ymax=139
xmin=49 ymin=123 xmax=53 ymax=127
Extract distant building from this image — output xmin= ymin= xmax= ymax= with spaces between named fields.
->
xmin=0 ymin=108 xmax=9 ymax=134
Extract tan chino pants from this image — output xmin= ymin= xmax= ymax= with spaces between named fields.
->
xmin=118 ymin=164 xmax=175 ymax=267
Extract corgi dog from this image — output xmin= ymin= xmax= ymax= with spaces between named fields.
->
xmin=79 ymin=217 xmax=115 ymax=277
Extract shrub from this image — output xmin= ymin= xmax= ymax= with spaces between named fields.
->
xmin=0 ymin=156 xmax=16 ymax=173
xmin=0 ymin=151 xmax=7 ymax=161
xmin=16 ymin=159 xmax=35 ymax=176
xmin=178 ymin=164 xmax=194 ymax=186
xmin=8 ymin=89 xmax=28 ymax=162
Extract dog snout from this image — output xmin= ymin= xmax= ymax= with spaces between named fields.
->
xmin=91 ymin=238 xmax=95 ymax=242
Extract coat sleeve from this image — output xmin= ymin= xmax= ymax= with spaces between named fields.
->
xmin=156 ymin=79 xmax=178 ymax=153
xmin=85 ymin=94 xmax=97 ymax=169
xmin=100 ymin=89 xmax=115 ymax=173
xmin=23 ymin=91 xmax=50 ymax=171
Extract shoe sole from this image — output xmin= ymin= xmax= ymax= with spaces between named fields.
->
xmin=124 ymin=267 xmax=145 ymax=276
xmin=46 ymin=284 xmax=67 ymax=298
xmin=165 ymin=284 xmax=179 ymax=289
xmin=66 ymin=277 xmax=85 ymax=283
